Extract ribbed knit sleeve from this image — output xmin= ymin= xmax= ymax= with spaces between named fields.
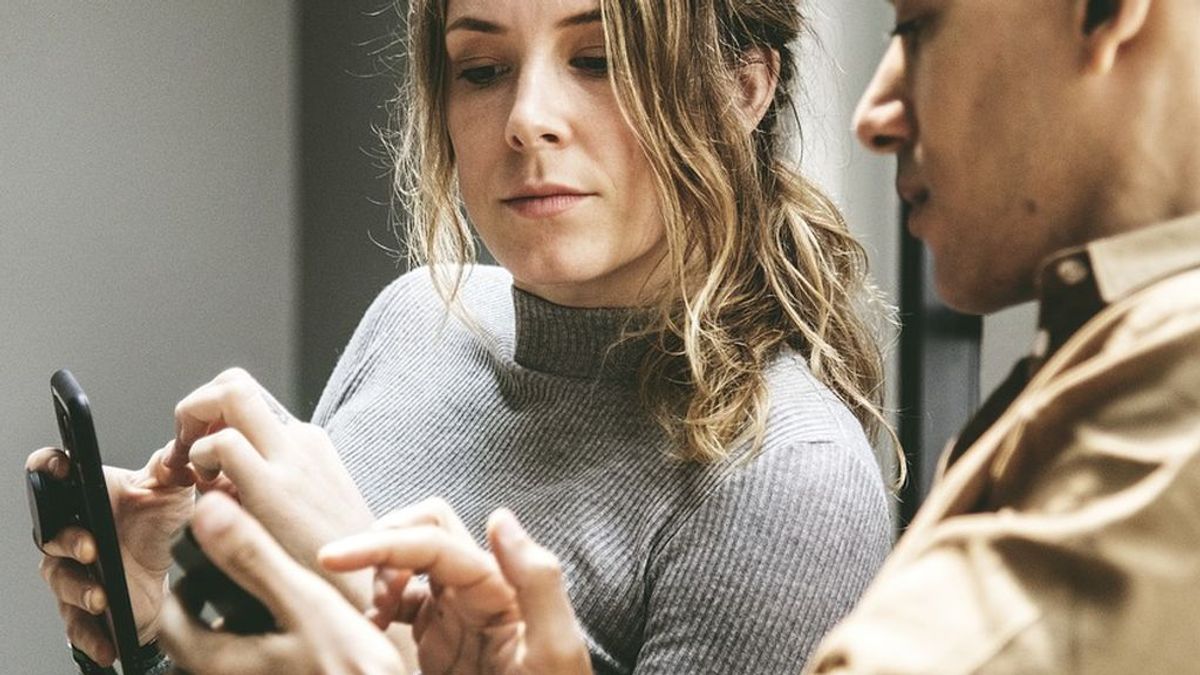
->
xmin=636 ymin=440 xmax=893 ymax=674
xmin=310 ymin=274 xmax=410 ymax=427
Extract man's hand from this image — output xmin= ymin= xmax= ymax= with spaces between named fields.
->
xmin=165 ymin=368 xmax=376 ymax=587
xmin=319 ymin=499 xmax=593 ymax=675
xmin=158 ymin=492 xmax=404 ymax=675
xmin=27 ymin=443 xmax=195 ymax=666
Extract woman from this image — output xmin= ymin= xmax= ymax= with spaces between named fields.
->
xmin=37 ymin=0 xmax=897 ymax=672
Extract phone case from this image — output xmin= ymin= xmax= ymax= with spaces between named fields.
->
xmin=50 ymin=370 xmax=143 ymax=674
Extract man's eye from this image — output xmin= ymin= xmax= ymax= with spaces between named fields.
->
xmin=890 ymin=17 xmax=926 ymax=52
xmin=458 ymin=64 xmax=509 ymax=86
xmin=571 ymin=55 xmax=609 ymax=76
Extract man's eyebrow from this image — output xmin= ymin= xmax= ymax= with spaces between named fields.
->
xmin=445 ymin=9 xmax=602 ymax=35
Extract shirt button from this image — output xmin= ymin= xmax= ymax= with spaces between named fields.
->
xmin=1056 ymin=258 xmax=1090 ymax=285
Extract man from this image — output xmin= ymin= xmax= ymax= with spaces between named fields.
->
xmin=148 ymin=0 xmax=1200 ymax=672
xmin=806 ymin=0 xmax=1200 ymax=671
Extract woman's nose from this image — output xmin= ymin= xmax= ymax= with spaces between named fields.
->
xmin=505 ymin=65 xmax=571 ymax=152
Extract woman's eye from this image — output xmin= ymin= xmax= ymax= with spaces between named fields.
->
xmin=458 ymin=64 xmax=509 ymax=86
xmin=571 ymin=55 xmax=609 ymax=76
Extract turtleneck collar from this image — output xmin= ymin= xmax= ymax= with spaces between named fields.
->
xmin=511 ymin=285 xmax=653 ymax=381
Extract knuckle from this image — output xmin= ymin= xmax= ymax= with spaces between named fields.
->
xmin=298 ymin=422 xmax=327 ymax=442
xmin=218 ymin=366 xmax=252 ymax=383
xmin=224 ymin=534 xmax=268 ymax=579
xmin=44 ymin=559 xmax=72 ymax=592
xmin=222 ymin=381 xmax=255 ymax=406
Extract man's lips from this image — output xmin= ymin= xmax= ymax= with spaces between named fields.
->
xmin=896 ymin=178 xmax=929 ymax=209
xmin=896 ymin=177 xmax=931 ymax=237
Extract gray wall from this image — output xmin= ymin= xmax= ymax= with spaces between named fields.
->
xmin=297 ymin=0 xmax=406 ymax=415
xmin=0 ymin=3 xmax=296 ymax=671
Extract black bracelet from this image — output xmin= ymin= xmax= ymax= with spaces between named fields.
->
xmin=70 ymin=639 xmax=171 ymax=675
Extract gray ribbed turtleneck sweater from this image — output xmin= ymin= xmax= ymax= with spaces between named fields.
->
xmin=312 ymin=266 xmax=892 ymax=674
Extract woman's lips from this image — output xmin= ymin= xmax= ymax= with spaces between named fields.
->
xmin=502 ymin=194 xmax=591 ymax=219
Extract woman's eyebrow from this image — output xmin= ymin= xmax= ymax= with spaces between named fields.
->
xmin=446 ymin=16 xmax=505 ymax=35
xmin=445 ymin=9 xmax=602 ymax=35
xmin=557 ymin=9 xmax=602 ymax=28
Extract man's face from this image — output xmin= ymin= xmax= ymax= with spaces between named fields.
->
xmin=854 ymin=1 xmax=1103 ymax=314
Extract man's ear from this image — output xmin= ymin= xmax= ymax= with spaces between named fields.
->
xmin=1079 ymin=0 xmax=1153 ymax=74
xmin=737 ymin=47 xmax=780 ymax=131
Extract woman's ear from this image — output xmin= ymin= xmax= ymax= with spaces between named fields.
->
xmin=1079 ymin=0 xmax=1153 ymax=75
xmin=737 ymin=47 xmax=781 ymax=131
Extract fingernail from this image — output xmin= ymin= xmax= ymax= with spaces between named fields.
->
xmin=84 ymin=589 xmax=99 ymax=613
xmin=74 ymin=539 xmax=90 ymax=562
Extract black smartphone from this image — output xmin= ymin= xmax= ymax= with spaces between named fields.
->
xmin=26 ymin=370 xmax=142 ymax=673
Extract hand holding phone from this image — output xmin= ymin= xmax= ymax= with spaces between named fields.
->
xmin=26 ymin=370 xmax=194 ymax=674
xmin=27 ymin=370 xmax=143 ymax=672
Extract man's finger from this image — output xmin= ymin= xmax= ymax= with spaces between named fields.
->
xmin=187 ymin=427 xmax=267 ymax=487
xmin=40 ymin=526 xmax=97 ymax=564
xmin=26 ymin=447 xmax=70 ymax=478
xmin=487 ymin=509 xmax=590 ymax=671
xmin=41 ymin=557 xmax=106 ymax=614
xmin=195 ymin=472 xmax=241 ymax=501
xmin=189 ymin=492 xmax=314 ymax=624
xmin=159 ymin=593 xmax=295 ymax=675
xmin=173 ymin=368 xmax=290 ymax=460
xmin=59 ymin=602 xmax=116 ymax=667
xmin=148 ymin=442 xmax=196 ymax=488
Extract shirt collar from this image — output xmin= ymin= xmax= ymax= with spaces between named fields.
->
xmin=1033 ymin=210 xmax=1200 ymax=361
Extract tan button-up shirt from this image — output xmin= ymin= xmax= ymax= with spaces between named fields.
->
xmin=806 ymin=213 xmax=1200 ymax=674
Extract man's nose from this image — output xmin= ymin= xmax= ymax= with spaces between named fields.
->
xmin=853 ymin=40 xmax=911 ymax=154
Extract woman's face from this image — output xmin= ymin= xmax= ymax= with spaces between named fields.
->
xmin=444 ymin=0 xmax=665 ymax=308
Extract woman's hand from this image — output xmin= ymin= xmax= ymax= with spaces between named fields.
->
xmin=319 ymin=499 xmax=593 ymax=675
xmin=165 ymin=368 xmax=376 ymax=587
xmin=27 ymin=443 xmax=195 ymax=665
xmin=159 ymin=492 xmax=404 ymax=675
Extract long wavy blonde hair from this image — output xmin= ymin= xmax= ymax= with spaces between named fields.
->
xmin=390 ymin=0 xmax=902 ymax=481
